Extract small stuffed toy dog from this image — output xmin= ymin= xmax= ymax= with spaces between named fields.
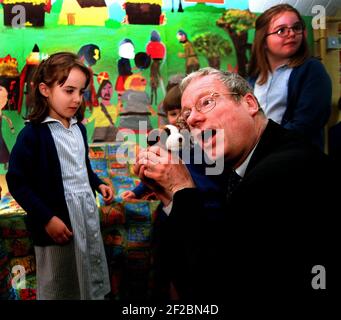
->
xmin=147 ymin=124 xmax=184 ymax=152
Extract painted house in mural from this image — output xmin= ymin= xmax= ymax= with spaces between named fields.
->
xmin=0 ymin=0 xmax=51 ymax=27
xmin=124 ymin=0 xmax=163 ymax=25
xmin=58 ymin=0 xmax=108 ymax=26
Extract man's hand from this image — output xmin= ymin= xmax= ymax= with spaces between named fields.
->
xmin=45 ymin=216 xmax=73 ymax=245
xmin=134 ymin=145 xmax=195 ymax=199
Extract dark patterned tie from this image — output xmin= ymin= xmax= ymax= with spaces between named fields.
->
xmin=226 ymin=170 xmax=242 ymax=199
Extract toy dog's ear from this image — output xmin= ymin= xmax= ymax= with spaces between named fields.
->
xmin=147 ymin=125 xmax=184 ymax=151
xmin=164 ymin=126 xmax=171 ymax=137
xmin=147 ymin=126 xmax=173 ymax=147
xmin=147 ymin=128 xmax=161 ymax=147
xmin=164 ymin=124 xmax=179 ymax=135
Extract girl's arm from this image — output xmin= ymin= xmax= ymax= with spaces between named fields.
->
xmin=6 ymin=126 xmax=55 ymax=226
xmin=78 ymin=122 xmax=110 ymax=192
xmin=284 ymin=59 xmax=332 ymax=141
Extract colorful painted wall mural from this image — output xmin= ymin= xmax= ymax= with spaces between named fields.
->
xmin=0 ymin=0 xmax=314 ymax=174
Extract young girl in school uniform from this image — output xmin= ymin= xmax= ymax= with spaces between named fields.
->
xmin=6 ymin=52 xmax=114 ymax=300
xmin=248 ymin=4 xmax=332 ymax=151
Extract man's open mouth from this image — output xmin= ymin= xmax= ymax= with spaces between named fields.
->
xmin=201 ymin=129 xmax=217 ymax=143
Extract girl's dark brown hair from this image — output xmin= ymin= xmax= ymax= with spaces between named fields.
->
xmin=248 ymin=4 xmax=309 ymax=85
xmin=163 ymin=84 xmax=182 ymax=113
xmin=27 ymin=52 xmax=91 ymax=123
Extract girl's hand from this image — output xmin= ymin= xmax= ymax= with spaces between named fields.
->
xmin=45 ymin=216 xmax=73 ymax=245
xmin=120 ymin=190 xmax=136 ymax=200
xmin=99 ymin=184 xmax=114 ymax=204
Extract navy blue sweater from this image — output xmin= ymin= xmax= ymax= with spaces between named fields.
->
xmin=249 ymin=57 xmax=332 ymax=150
xmin=6 ymin=122 xmax=103 ymax=246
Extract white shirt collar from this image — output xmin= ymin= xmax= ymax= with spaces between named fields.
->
xmin=235 ymin=143 xmax=258 ymax=178
xmin=42 ymin=116 xmax=78 ymax=127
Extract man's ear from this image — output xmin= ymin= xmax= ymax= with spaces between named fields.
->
xmin=38 ymin=82 xmax=49 ymax=97
xmin=244 ymin=93 xmax=260 ymax=116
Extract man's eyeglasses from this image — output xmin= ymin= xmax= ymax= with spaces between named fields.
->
xmin=266 ymin=22 xmax=304 ymax=38
xmin=180 ymin=92 xmax=239 ymax=121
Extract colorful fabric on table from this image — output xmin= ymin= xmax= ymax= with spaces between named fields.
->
xmin=100 ymin=202 xmax=125 ymax=227
xmin=90 ymin=158 xmax=109 ymax=178
xmin=3 ymin=237 xmax=33 ymax=257
xmin=10 ymin=255 xmax=36 ymax=275
xmin=0 ymin=212 xmax=30 ymax=239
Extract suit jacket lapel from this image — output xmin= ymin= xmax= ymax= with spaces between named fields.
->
xmin=244 ymin=120 xmax=283 ymax=176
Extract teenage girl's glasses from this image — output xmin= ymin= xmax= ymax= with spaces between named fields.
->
xmin=180 ymin=92 xmax=239 ymax=121
xmin=266 ymin=22 xmax=304 ymax=38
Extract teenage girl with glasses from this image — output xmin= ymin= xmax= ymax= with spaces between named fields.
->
xmin=248 ymin=4 xmax=332 ymax=151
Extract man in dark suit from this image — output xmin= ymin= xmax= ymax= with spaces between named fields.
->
xmin=134 ymin=68 xmax=339 ymax=303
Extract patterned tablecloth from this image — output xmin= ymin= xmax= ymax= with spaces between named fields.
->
xmin=0 ymin=142 xmax=161 ymax=300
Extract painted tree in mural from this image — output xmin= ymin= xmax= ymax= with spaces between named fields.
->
xmin=216 ymin=9 xmax=256 ymax=77
xmin=192 ymin=32 xmax=232 ymax=70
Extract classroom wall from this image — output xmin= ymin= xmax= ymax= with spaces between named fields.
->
xmin=0 ymin=0 xmax=315 ymax=176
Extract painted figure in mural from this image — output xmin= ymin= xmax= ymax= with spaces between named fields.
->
xmin=115 ymin=39 xmax=135 ymax=101
xmin=146 ymin=30 xmax=166 ymax=105
xmin=118 ymin=73 xmax=154 ymax=132
xmin=6 ymin=52 xmax=113 ymax=300
xmin=77 ymin=44 xmax=101 ymax=110
xmin=248 ymin=4 xmax=332 ymax=151
xmin=85 ymin=79 xmax=119 ymax=142
xmin=176 ymin=30 xmax=200 ymax=75
xmin=0 ymin=54 xmax=20 ymax=112
xmin=0 ymin=79 xmax=15 ymax=170
xmin=18 ymin=44 xmax=47 ymax=116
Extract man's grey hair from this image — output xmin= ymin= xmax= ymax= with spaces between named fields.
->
xmin=180 ymin=67 xmax=254 ymax=103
